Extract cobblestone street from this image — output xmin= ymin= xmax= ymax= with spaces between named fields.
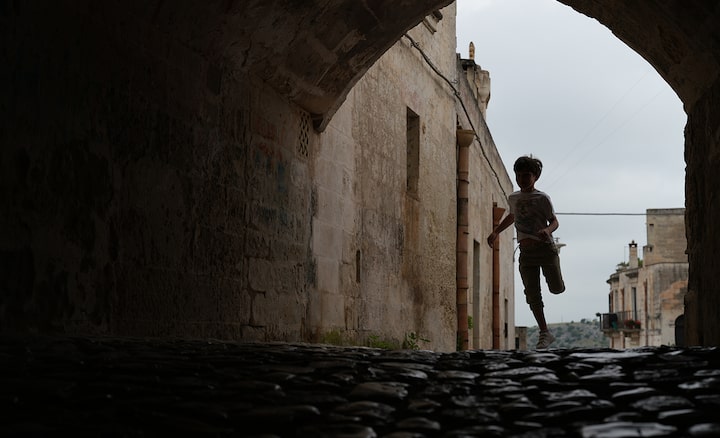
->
xmin=3 ymin=336 xmax=720 ymax=437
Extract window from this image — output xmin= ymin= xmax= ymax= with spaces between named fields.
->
xmin=406 ymin=108 xmax=420 ymax=196
xmin=422 ymin=10 xmax=443 ymax=33
xmin=297 ymin=111 xmax=311 ymax=158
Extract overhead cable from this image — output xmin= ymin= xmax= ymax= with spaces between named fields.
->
xmin=556 ymin=212 xmax=684 ymax=216
xmin=403 ymin=33 xmax=509 ymax=199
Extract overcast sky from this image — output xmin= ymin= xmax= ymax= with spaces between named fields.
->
xmin=455 ymin=0 xmax=687 ymax=327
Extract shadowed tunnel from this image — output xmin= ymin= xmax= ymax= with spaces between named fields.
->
xmin=2 ymin=1 xmax=720 ymax=345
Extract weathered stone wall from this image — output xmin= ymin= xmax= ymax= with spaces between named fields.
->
xmin=302 ymin=5 xmax=515 ymax=351
xmin=642 ymin=210 xmax=688 ymax=346
xmin=644 ymin=264 xmax=688 ymax=346
xmin=458 ymin=60 xmax=515 ymax=350
xmin=606 ymin=218 xmax=687 ymax=348
xmin=310 ymin=5 xmax=469 ymax=351
xmin=0 ymin=1 xmax=317 ymax=340
xmin=2 ymin=1 xmax=512 ymax=349
xmin=685 ymin=77 xmax=720 ymax=345
xmin=644 ymin=209 xmax=686 ymax=266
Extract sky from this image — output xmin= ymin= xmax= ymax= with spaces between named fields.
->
xmin=455 ymin=0 xmax=687 ymax=327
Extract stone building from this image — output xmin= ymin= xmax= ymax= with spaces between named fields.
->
xmin=304 ymin=5 xmax=514 ymax=351
xmin=4 ymin=2 xmax=720 ymax=347
xmin=601 ymin=209 xmax=688 ymax=348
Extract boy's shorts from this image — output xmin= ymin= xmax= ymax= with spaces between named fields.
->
xmin=518 ymin=242 xmax=565 ymax=310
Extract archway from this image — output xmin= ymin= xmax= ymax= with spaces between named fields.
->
xmin=554 ymin=1 xmax=720 ymax=345
xmin=2 ymin=1 xmax=719 ymax=345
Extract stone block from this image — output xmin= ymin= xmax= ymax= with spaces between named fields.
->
xmin=240 ymin=325 xmax=266 ymax=342
xmin=248 ymin=257 xmax=275 ymax=293
xmin=249 ymin=289 xmax=272 ymax=327
xmin=312 ymin=219 xmax=343 ymax=259
xmin=245 ymin=229 xmax=271 ymax=258
xmin=216 ymin=278 xmax=252 ymax=325
xmin=316 ymin=186 xmax=344 ymax=225
xmin=316 ymin=256 xmax=340 ymax=293
xmin=342 ymin=199 xmax=359 ymax=234
xmin=315 ymin=157 xmax=342 ymax=192
xmin=307 ymin=287 xmax=323 ymax=327
xmin=320 ymin=289 xmax=346 ymax=328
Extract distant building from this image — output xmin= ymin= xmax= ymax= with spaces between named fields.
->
xmin=601 ymin=209 xmax=687 ymax=348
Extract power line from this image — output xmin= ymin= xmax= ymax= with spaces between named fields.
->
xmin=543 ymin=69 xmax=652 ymax=183
xmin=544 ymin=86 xmax=667 ymax=190
xmin=556 ymin=212 xmax=684 ymax=216
xmin=403 ymin=33 xmax=509 ymax=199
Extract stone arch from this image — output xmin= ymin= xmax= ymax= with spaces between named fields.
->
xmin=557 ymin=1 xmax=718 ymax=111
xmin=238 ymin=0 xmax=720 ymax=345
xmin=203 ymin=0 xmax=455 ymax=131
xmin=554 ymin=1 xmax=719 ymax=346
xmin=3 ymin=1 xmax=720 ymax=345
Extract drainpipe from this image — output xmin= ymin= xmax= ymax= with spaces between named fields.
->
xmin=456 ymin=129 xmax=474 ymax=350
xmin=492 ymin=203 xmax=505 ymax=349
xmin=621 ymin=288 xmax=625 ymax=349
xmin=644 ymin=280 xmax=649 ymax=346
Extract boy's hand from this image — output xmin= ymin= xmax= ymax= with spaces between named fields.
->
xmin=537 ymin=227 xmax=552 ymax=242
xmin=487 ymin=232 xmax=497 ymax=248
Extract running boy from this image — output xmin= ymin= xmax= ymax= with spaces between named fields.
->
xmin=487 ymin=155 xmax=565 ymax=349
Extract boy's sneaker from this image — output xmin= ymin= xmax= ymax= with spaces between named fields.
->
xmin=536 ymin=331 xmax=555 ymax=349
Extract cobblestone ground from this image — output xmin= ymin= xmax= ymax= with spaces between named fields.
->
xmin=3 ymin=336 xmax=720 ymax=437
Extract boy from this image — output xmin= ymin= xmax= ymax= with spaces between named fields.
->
xmin=487 ymin=155 xmax=565 ymax=349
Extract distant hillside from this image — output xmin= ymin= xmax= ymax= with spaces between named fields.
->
xmin=526 ymin=318 xmax=608 ymax=349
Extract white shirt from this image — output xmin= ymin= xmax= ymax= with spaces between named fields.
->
xmin=508 ymin=189 xmax=556 ymax=242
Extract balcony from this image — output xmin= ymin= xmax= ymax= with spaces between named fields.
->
xmin=599 ymin=311 xmax=641 ymax=334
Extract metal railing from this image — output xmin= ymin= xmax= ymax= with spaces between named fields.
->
xmin=599 ymin=311 xmax=641 ymax=332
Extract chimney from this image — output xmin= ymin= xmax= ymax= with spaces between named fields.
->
xmin=629 ymin=241 xmax=638 ymax=269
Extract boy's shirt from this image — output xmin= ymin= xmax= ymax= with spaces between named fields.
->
xmin=508 ymin=189 xmax=555 ymax=242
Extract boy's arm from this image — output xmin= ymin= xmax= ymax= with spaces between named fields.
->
xmin=537 ymin=215 xmax=559 ymax=241
xmin=487 ymin=213 xmax=515 ymax=248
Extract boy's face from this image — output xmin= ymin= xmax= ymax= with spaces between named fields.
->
xmin=515 ymin=170 xmax=537 ymax=192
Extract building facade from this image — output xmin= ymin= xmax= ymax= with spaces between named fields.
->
xmin=311 ymin=4 xmax=515 ymax=351
xmin=601 ymin=209 xmax=687 ymax=348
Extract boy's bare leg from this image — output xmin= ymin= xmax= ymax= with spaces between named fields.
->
xmin=532 ymin=307 xmax=548 ymax=332
xmin=532 ymin=306 xmax=555 ymax=349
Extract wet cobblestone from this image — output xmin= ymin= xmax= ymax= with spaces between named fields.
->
xmin=2 ymin=336 xmax=720 ymax=437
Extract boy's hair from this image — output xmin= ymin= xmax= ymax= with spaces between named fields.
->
xmin=513 ymin=155 xmax=543 ymax=178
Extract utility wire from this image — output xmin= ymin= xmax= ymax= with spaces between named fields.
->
xmin=401 ymin=33 xmax=677 ymax=210
xmin=403 ymin=33 xmax=509 ymax=199
xmin=544 ymin=69 xmax=652 ymax=183
xmin=556 ymin=212 xmax=684 ymax=216
xmin=545 ymin=86 xmax=667 ymax=190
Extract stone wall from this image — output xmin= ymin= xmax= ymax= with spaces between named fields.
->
xmin=605 ymin=213 xmax=688 ymax=348
xmin=642 ymin=210 xmax=688 ymax=346
xmin=0 ymin=2 xmax=317 ymax=340
xmin=685 ymin=77 xmax=720 ymax=345
xmin=648 ymin=264 xmax=689 ymax=346
xmin=458 ymin=60 xmax=515 ymax=350
xmin=0 ymin=1 xmax=513 ymax=350
xmin=308 ymin=4 xmax=513 ymax=351
xmin=643 ymin=209 xmax=686 ymax=266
